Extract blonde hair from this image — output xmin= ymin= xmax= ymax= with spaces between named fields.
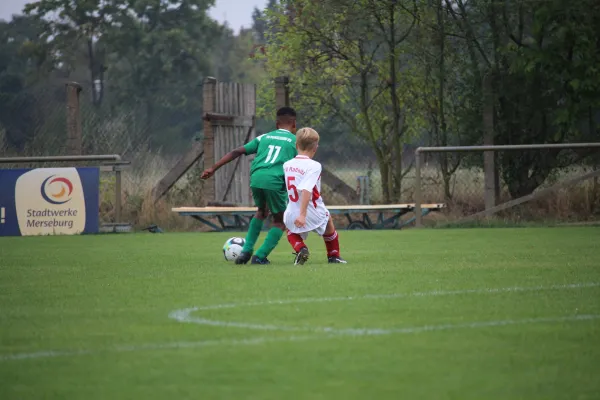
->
xmin=296 ymin=127 xmax=320 ymax=151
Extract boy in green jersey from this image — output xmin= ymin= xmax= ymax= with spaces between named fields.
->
xmin=201 ymin=107 xmax=298 ymax=264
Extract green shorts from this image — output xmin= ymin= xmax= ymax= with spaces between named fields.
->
xmin=251 ymin=187 xmax=288 ymax=214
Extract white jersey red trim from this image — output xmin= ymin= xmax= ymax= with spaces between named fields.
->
xmin=283 ymin=156 xmax=329 ymax=235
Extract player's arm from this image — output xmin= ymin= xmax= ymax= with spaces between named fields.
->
xmin=201 ymin=136 xmax=261 ymax=180
xmin=201 ymin=146 xmax=246 ymax=179
xmin=294 ymin=163 xmax=322 ymax=228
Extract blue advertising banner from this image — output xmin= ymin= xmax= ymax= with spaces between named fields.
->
xmin=0 ymin=167 xmax=99 ymax=236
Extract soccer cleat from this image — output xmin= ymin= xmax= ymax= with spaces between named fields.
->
xmin=293 ymin=247 xmax=310 ymax=266
xmin=328 ymin=256 xmax=347 ymax=264
xmin=235 ymin=252 xmax=252 ymax=265
xmin=251 ymin=255 xmax=270 ymax=265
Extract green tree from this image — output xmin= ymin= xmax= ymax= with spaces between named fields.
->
xmin=496 ymin=0 xmax=600 ymax=197
xmin=0 ymin=15 xmax=53 ymax=150
xmin=24 ymin=0 xmax=115 ymax=105
xmin=101 ymin=0 xmax=222 ymax=151
xmin=24 ymin=0 xmax=223 ymax=153
xmin=252 ymin=0 xmax=278 ymax=43
xmin=406 ymin=2 xmax=482 ymax=202
xmin=440 ymin=0 xmax=600 ymax=198
xmin=258 ymin=0 xmax=419 ymax=203
xmin=212 ymin=25 xmax=267 ymax=84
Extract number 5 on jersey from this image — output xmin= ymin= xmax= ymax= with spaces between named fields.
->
xmin=265 ymin=145 xmax=281 ymax=164
xmin=287 ymin=176 xmax=299 ymax=202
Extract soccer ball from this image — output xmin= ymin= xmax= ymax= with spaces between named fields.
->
xmin=223 ymin=237 xmax=245 ymax=261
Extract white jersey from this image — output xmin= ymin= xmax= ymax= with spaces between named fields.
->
xmin=283 ymin=156 xmax=330 ymax=235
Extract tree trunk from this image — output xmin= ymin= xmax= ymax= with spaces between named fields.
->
xmin=388 ymin=0 xmax=402 ymax=202
xmin=438 ymin=1 xmax=452 ymax=203
xmin=442 ymin=167 xmax=453 ymax=201
xmin=369 ymin=139 xmax=392 ymax=204
xmin=380 ymin=158 xmax=391 ymax=204
xmin=394 ymin=141 xmax=402 ymax=202
xmin=358 ymin=67 xmax=391 ymax=203
xmin=502 ymin=149 xmax=558 ymax=198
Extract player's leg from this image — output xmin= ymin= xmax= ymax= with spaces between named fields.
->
xmin=252 ymin=189 xmax=288 ymax=264
xmin=284 ymin=208 xmax=310 ymax=265
xmin=322 ymin=215 xmax=347 ymax=264
xmin=237 ymin=188 xmax=268 ymax=265
xmin=288 ymin=230 xmax=310 ymax=265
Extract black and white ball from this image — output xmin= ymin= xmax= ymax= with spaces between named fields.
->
xmin=223 ymin=237 xmax=246 ymax=261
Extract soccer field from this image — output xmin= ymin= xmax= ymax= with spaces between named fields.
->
xmin=1 ymin=228 xmax=599 ymax=399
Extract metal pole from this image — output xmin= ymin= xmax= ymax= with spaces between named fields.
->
xmin=416 ymin=142 xmax=600 ymax=153
xmin=115 ymin=168 xmax=122 ymax=223
xmin=415 ymin=150 xmax=423 ymax=228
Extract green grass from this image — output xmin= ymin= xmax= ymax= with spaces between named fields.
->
xmin=1 ymin=228 xmax=599 ymax=399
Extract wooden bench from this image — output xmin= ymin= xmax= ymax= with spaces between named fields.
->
xmin=172 ymin=203 xmax=445 ymax=232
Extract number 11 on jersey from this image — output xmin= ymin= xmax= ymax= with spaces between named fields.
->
xmin=265 ymin=145 xmax=281 ymax=164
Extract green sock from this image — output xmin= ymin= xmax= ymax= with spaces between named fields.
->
xmin=255 ymin=227 xmax=284 ymax=259
xmin=242 ymin=218 xmax=264 ymax=254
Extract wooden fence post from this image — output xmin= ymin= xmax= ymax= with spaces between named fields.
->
xmin=275 ymin=76 xmax=290 ymax=108
xmin=65 ymin=82 xmax=83 ymax=155
xmin=482 ymin=73 xmax=498 ymax=215
xmin=203 ymin=77 xmax=217 ymax=203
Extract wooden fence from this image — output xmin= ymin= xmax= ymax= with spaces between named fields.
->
xmin=203 ymin=78 xmax=256 ymax=205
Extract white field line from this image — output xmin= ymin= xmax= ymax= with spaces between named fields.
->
xmin=2 ymin=314 xmax=599 ymax=362
xmin=1 ymin=282 xmax=598 ymax=362
xmin=169 ymin=282 xmax=600 ymax=333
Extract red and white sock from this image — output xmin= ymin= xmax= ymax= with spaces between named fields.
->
xmin=287 ymin=230 xmax=306 ymax=253
xmin=323 ymin=230 xmax=340 ymax=258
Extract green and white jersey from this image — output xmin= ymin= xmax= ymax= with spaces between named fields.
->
xmin=244 ymin=129 xmax=297 ymax=190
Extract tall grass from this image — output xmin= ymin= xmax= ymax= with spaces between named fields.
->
xmin=329 ymin=164 xmax=600 ymax=226
xmin=99 ymin=149 xmax=210 ymax=232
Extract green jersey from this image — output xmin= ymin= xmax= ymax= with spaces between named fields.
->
xmin=244 ymin=129 xmax=297 ymax=190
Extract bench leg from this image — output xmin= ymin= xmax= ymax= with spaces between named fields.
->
xmin=344 ymin=213 xmax=354 ymax=226
xmin=373 ymin=210 xmax=407 ymax=229
xmin=217 ymin=215 xmax=228 ymax=230
xmin=191 ymin=215 xmax=222 ymax=232
xmin=215 ymin=215 xmax=252 ymax=231
xmin=363 ymin=213 xmax=373 ymax=229
xmin=235 ymin=215 xmax=249 ymax=230
xmin=398 ymin=208 xmax=432 ymax=228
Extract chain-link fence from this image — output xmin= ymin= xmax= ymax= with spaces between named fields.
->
xmin=0 ymin=83 xmax=69 ymax=156
xmin=83 ymin=83 xmax=207 ymax=231
xmin=413 ymin=148 xmax=600 ymax=226
xmin=0 ymin=80 xmax=207 ymax=231
xmin=314 ymin=141 xmax=600 ymax=227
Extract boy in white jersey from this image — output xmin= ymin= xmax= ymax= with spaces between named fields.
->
xmin=283 ymin=128 xmax=347 ymax=265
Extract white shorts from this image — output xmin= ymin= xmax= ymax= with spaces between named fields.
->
xmin=284 ymin=206 xmax=330 ymax=239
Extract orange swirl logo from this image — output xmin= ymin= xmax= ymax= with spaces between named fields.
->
xmin=41 ymin=175 xmax=74 ymax=205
